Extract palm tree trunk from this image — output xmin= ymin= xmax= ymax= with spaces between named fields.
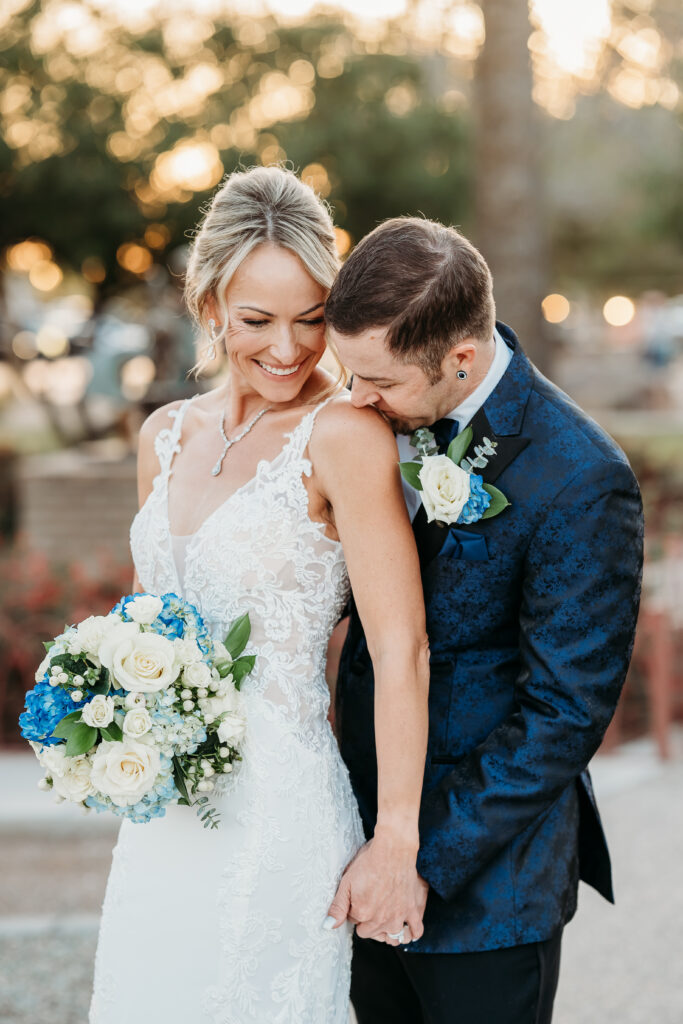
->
xmin=473 ymin=0 xmax=549 ymax=371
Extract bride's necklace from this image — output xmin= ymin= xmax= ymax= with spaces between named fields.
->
xmin=211 ymin=405 xmax=272 ymax=476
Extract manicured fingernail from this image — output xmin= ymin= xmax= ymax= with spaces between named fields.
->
xmin=323 ymin=916 xmax=337 ymax=930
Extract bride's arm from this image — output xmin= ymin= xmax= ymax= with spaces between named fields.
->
xmin=311 ymin=399 xmax=430 ymax=942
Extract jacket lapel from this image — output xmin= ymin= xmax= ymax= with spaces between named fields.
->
xmin=412 ymin=322 xmax=534 ymax=565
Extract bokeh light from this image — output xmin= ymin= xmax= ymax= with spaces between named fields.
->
xmin=603 ymin=295 xmax=636 ymax=327
xmin=35 ymin=324 xmax=70 ymax=358
xmin=29 ymin=260 xmax=63 ymax=292
xmin=116 ymin=243 xmax=153 ymax=275
xmin=121 ymin=354 xmax=156 ymax=400
xmin=542 ymin=293 xmax=571 ymax=324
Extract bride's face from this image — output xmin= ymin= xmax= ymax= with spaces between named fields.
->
xmin=210 ymin=242 xmax=328 ymax=403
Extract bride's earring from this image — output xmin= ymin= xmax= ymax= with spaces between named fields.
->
xmin=207 ymin=318 xmax=218 ymax=360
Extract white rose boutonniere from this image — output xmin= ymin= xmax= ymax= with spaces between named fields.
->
xmin=418 ymin=455 xmax=472 ymax=525
xmin=401 ymin=425 xmax=510 ymax=527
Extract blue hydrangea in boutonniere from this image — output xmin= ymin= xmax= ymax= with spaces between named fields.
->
xmin=400 ymin=425 xmax=510 ymax=526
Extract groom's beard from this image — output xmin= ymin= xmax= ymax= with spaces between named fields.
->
xmin=381 ymin=411 xmax=427 ymax=436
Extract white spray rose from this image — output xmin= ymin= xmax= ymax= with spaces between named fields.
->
xmin=173 ymin=636 xmax=204 ymax=665
xmin=89 ymin=738 xmax=161 ymax=806
xmin=81 ymin=694 xmax=115 ymax=729
xmin=52 ymin=755 xmax=94 ymax=803
xmin=76 ymin=615 xmax=119 ymax=657
xmin=36 ymin=745 xmax=94 ymax=803
xmin=418 ymin=454 xmax=471 ymax=525
xmin=217 ymin=710 xmax=247 ymax=746
xmin=123 ymin=707 xmax=152 ymax=738
xmin=124 ymin=690 xmax=147 ymax=710
xmin=183 ymin=661 xmax=212 ymax=689
xmin=126 ymin=594 xmax=163 ymax=625
xmin=105 ymin=631 xmax=180 ymax=693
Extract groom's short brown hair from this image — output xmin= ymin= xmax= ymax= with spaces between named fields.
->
xmin=324 ymin=217 xmax=495 ymax=382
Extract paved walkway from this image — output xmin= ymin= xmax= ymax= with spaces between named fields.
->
xmin=0 ymin=734 xmax=681 ymax=1023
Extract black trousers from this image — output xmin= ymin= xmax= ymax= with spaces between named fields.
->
xmin=351 ymin=929 xmax=563 ymax=1024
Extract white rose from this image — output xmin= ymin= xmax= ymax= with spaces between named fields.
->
xmin=199 ymin=686 xmax=242 ymax=721
xmin=81 ymin=694 xmax=115 ymax=729
xmin=90 ymin=738 xmax=161 ymax=806
xmin=124 ymin=690 xmax=147 ymax=710
xmin=217 ymin=711 xmax=247 ymax=745
xmin=35 ymin=745 xmax=94 ymax=803
xmin=34 ymin=652 xmax=53 ymax=683
xmin=122 ymin=707 xmax=152 ymax=738
xmin=105 ymin=631 xmax=181 ymax=694
xmin=127 ymin=594 xmax=163 ymax=625
xmin=52 ymin=755 xmax=94 ymax=803
xmin=418 ymin=454 xmax=471 ymax=525
xmin=76 ymin=615 xmax=118 ymax=656
xmin=183 ymin=661 xmax=212 ymax=689
xmin=97 ymin=620 xmax=141 ymax=681
xmin=173 ymin=636 xmax=204 ymax=664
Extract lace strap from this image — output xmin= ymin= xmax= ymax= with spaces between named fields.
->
xmin=152 ymin=397 xmax=195 ymax=483
xmin=285 ymin=393 xmax=339 ymax=461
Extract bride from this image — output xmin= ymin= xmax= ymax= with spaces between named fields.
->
xmin=89 ymin=165 xmax=430 ymax=1023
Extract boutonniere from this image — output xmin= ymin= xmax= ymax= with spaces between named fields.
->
xmin=400 ymin=425 xmax=510 ymax=526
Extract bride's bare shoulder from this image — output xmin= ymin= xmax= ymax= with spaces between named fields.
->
xmin=315 ymin=391 xmax=396 ymax=450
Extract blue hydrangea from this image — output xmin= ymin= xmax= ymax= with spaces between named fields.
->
xmin=19 ymin=677 xmax=87 ymax=746
xmin=113 ymin=591 xmax=213 ymax=656
xmin=457 ymin=473 xmax=491 ymax=525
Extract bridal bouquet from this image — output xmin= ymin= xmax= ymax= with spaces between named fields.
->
xmin=20 ymin=592 xmax=255 ymax=828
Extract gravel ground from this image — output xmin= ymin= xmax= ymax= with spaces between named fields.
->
xmin=1 ymin=741 xmax=681 ymax=1024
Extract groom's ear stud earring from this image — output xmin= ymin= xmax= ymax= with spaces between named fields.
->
xmin=457 ymin=370 xmax=468 ymax=380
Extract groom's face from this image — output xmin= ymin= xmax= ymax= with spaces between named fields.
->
xmin=329 ymin=325 xmax=459 ymax=435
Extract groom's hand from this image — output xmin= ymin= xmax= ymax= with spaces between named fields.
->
xmin=325 ymin=835 xmax=429 ymax=944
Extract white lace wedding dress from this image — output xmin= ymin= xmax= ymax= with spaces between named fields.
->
xmin=89 ymin=394 xmax=365 ymax=1023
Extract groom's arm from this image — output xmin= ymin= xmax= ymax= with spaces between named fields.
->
xmin=416 ymin=456 xmax=644 ymax=902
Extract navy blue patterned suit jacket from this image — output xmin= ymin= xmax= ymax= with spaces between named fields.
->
xmin=336 ymin=322 xmax=644 ymax=954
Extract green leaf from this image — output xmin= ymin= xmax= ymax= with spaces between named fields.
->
xmin=100 ymin=721 xmax=123 ymax=742
xmin=64 ymin=723 xmax=98 ymax=756
xmin=481 ymin=484 xmax=511 ymax=519
xmin=51 ymin=711 xmax=83 ymax=739
xmin=446 ymin=426 xmax=473 ymax=466
xmin=231 ymin=655 xmax=256 ymax=690
xmin=89 ymin=669 xmax=112 ymax=696
xmin=399 ymin=461 xmax=423 ymax=490
xmin=215 ymin=659 xmax=233 ymax=679
xmin=42 ymin=640 xmax=56 ymax=652
xmin=223 ymin=614 xmax=251 ymax=659
xmin=172 ymin=755 xmax=191 ymax=804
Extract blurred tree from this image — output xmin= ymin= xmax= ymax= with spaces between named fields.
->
xmin=474 ymin=0 xmax=547 ymax=369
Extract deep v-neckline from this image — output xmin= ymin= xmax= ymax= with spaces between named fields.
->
xmin=164 ymin=396 xmax=322 ymax=544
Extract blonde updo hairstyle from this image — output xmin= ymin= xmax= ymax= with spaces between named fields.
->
xmin=185 ymin=165 xmax=344 ymax=390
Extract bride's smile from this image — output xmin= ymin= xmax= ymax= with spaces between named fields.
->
xmin=206 ymin=241 xmax=329 ymax=411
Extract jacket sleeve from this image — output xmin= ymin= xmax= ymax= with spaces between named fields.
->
xmin=416 ymin=456 xmax=644 ymax=902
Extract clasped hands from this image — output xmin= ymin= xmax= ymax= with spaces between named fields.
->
xmin=324 ymin=829 xmax=429 ymax=946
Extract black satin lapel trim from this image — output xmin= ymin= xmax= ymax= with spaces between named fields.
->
xmin=412 ymin=504 xmax=448 ymax=568
xmin=464 ymin=408 xmax=531 ymax=485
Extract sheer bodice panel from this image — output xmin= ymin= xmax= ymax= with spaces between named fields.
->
xmin=130 ymin=395 xmax=350 ymax=739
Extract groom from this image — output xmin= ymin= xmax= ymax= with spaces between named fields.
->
xmin=324 ymin=218 xmax=644 ymax=1023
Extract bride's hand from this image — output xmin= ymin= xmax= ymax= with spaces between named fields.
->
xmin=325 ymin=832 xmax=429 ymax=945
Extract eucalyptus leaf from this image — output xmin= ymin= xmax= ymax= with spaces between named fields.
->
xmin=481 ymin=484 xmax=511 ymax=519
xmin=447 ymin=426 xmax=473 ymax=466
xmin=223 ymin=614 xmax=251 ymax=659
xmin=399 ymin=461 xmax=423 ymax=490
xmin=51 ymin=711 xmax=83 ymax=739
xmin=231 ymin=655 xmax=256 ymax=690
xmin=64 ymin=723 xmax=98 ymax=756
